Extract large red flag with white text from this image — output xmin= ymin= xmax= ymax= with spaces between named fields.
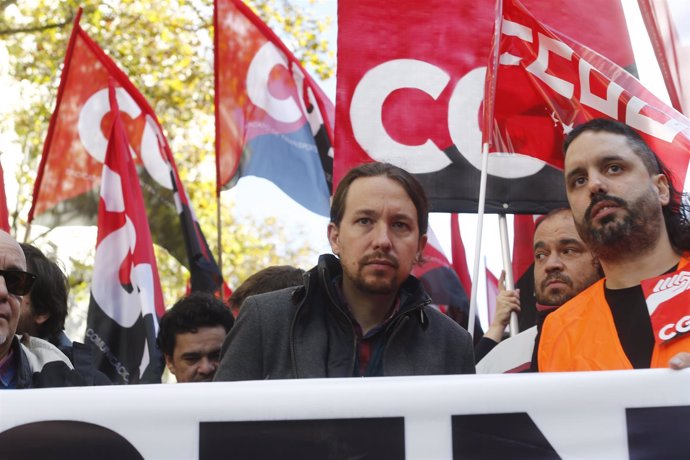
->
xmin=485 ymin=0 xmax=690 ymax=193
xmin=214 ymin=0 xmax=334 ymax=216
xmin=639 ymin=0 xmax=690 ymax=115
xmin=29 ymin=11 xmax=222 ymax=293
xmin=335 ymin=0 xmax=634 ymax=213
xmin=85 ymin=83 xmax=164 ymax=384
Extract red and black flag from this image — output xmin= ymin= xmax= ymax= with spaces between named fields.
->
xmin=29 ymin=10 xmax=222 ymax=293
xmin=85 ymin=82 xmax=165 ymax=384
xmin=335 ymin=0 xmax=634 ymax=213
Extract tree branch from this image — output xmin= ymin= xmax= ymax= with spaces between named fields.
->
xmin=0 ymin=14 xmax=73 ymax=37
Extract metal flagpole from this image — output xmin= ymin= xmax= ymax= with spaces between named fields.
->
xmin=467 ymin=142 xmax=490 ymax=339
xmin=498 ymin=213 xmax=519 ymax=337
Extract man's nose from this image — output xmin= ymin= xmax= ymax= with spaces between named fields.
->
xmin=198 ymin=357 xmax=217 ymax=375
xmin=544 ymin=253 xmax=565 ymax=272
xmin=372 ymin=223 xmax=392 ymax=251
xmin=587 ymin=172 xmax=608 ymax=196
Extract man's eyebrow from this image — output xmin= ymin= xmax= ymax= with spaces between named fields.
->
xmin=559 ymin=238 xmax=585 ymax=247
xmin=565 ymin=166 xmax=585 ymax=184
xmin=534 ymin=241 xmax=546 ymax=251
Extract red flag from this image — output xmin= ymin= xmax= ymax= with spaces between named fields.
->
xmin=639 ymin=0 xmax=690 ymax=115
xmin=214 ymin=0 xmax=334 ymax=216
xmin=0 ymin=163 xmax=9 ymax=232
xmin=513 ymin=214 xmax=538 ymax=330
xmin=85 ymin=82 xmax=164 ymax=384
xmin=485 ymin=266 xmax=500 ymax=325
xmin=451 ymin=213 xmax=472 ymax=295
xmin=30 ymin=11 xmax=222 ymax=292
xmin=335 ymin=0 xmax=634 ymax=214
xmin=485 ymin=0 xmax=690 ymax=193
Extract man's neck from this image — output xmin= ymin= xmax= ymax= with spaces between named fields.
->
xmin=602 ymin=237 xmax=681 ymax=289
xmin=341 ymin=280 xmax=397 ymax=335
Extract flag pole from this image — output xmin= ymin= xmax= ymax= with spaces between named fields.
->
xmin=467 ymin=142 xmax=490 ymax=339
xmin=498 ymin=213 xmax=519 ymax=336
xmin=469 ymin=0 xmax=504 ymax=338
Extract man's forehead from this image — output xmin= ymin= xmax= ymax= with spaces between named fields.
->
xmin=565 ymin=131 xmax=635 ymax=165
xmin=0 ymin=232 xmax=25 ymax=270
xmin=534 ymin=212 xmax=580 ymax=246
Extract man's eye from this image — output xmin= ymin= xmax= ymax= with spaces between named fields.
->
xmin=534 ymin=252 xmax=546 ymax=261
xmin=357 ymin=218 xmax=372 ymax=225
xmin=572 ymin=176 xmax=586 ymax=188
xmin=607 ymin=164 xmax=622 ymax=174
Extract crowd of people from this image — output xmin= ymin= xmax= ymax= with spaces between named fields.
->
xmin=1 ymin=118 xmax=689 ymax=389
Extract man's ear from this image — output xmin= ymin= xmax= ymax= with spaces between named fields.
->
xmin=416 ymin=234 xmax=428 ymax=264
xmin=165 ymin=355 xmax=176 ymax=376
xmin=654 ymin=173 xmax=670 ymax=206
xmin=327 ymin=222 xmax=341 ymax=255
xmin=34 ymin=312 xmax=50 ymax=326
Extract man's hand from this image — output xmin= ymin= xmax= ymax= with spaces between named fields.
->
xmin=483 ymin=271 xmax=521 ymax=344
xmin=669 ymin=352 xmax=690 ymax=370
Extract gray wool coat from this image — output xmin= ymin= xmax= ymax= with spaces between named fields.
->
xmin=214 ymin=254 xmax=476 ymax=381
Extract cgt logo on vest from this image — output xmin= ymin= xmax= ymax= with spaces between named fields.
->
xmin=641 ymin=270 xmax=690 ymax=344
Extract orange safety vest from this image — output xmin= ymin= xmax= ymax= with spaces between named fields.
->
xmin=539 ymin=253 xmax=690 ymax=372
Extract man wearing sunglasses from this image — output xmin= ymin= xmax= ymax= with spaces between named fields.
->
xmin=0 ymin=231 xmax=86 ymax=388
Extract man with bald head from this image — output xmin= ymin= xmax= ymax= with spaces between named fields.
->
xmin=0 ymin=231 xmax=86 ymax=388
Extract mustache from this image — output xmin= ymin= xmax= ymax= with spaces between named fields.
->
xmin=541 ymin=273 xmax=572 ymax=291
xmin=359 ymin=252 xmax=399 ymax=269
xmin=584 ymin=193 xmax=627 ymax=222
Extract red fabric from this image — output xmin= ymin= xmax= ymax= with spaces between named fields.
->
xmin=30 ymin=13 xmax=223 ymax=292
xmin=639 ymin=0 xmax=690 ymax=115
xmin=335 ymin=0 xmax=634 ymax=190
xmin=30 ymin=15 xmax=179 ymax=221
xmin=214 ymin=0 xmax=334 ymax=194
xmin=94 ymin=82 xmax=166 ymax=318
xmin=451 ymin=214 xmax=472 ymax=295
xmin=485 ymin=0 xmax=690 ymax=192
xmin=512 ymin=215 xmax=536 ymax=281
xmin=485 ymin=267 xmax=499 ymax=325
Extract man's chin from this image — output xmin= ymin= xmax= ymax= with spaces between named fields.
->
xmin=355 ymin=277 xmax=398 ymax=296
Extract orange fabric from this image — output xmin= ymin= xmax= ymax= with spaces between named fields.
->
xmin=539 ymin=254 xmax=690 ymax=372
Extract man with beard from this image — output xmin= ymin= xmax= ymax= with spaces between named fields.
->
xmin=214 ymin=162 xmax=475 ymax=381
xmin=538 ymin=118 xmax=690 ymax=371
xmin=477 ymin=208 xmax=602 ymax=373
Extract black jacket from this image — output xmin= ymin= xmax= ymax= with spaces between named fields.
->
xmin=215 ymin=254 xmax=475 ymax=381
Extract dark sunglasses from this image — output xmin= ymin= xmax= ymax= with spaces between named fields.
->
xmin=0 ymin=270 xmax=37 ymax=296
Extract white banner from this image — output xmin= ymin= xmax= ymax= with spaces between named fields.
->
xmin=1 ymin=369 xmax=689 ymax=459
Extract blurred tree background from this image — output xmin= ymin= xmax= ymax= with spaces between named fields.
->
xmin=0 ymin=0 xmax=334 ymax=333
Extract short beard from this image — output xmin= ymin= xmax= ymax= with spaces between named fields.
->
xmin=347 ymin=252 xmax=400 ymax=296
xmin=576 ymin=191 xmax=661 ymax=261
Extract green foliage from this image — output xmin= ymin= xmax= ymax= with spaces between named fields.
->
xmin=1 ymin=0 xmax=334 ymax=310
